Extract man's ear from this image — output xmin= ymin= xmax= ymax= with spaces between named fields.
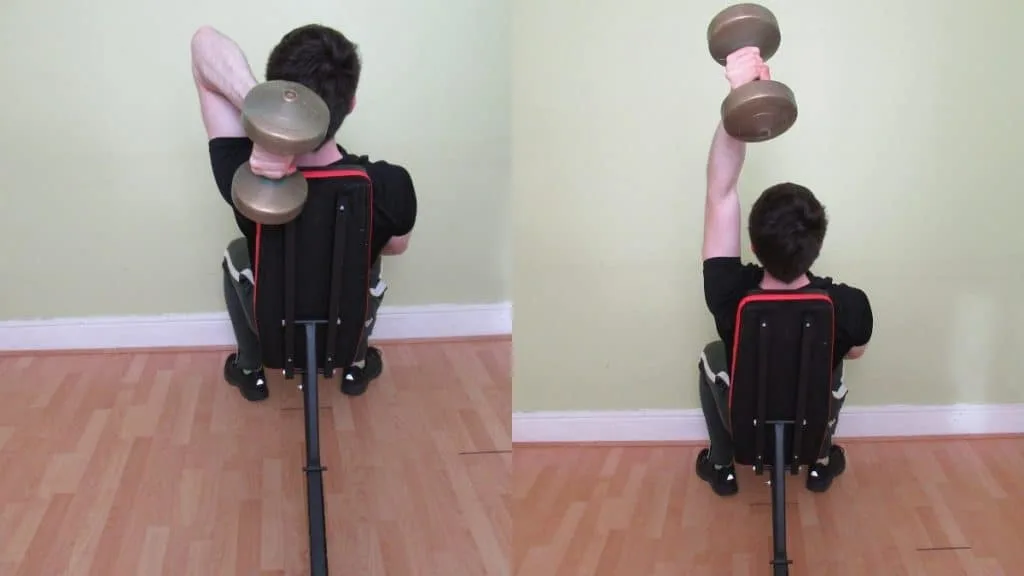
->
xmin=350 ymin=94 xmax=357 ymax=113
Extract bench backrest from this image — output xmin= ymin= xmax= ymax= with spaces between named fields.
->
xmin=728 ymin=290 xmax=836 ymax=469
xmin=252 ymin=166 xmax=374 ymax=376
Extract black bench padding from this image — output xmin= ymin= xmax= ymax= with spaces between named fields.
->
xmin=251 ymin=166 xmax=374 ymax=374
xmin=728 ymin=290 xmax=836 ymax=470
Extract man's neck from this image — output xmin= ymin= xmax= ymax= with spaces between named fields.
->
xmin=296 ymin=141 xmax=343 ymax=168
xmin=760 ymin=273 xmax=810 ymax=290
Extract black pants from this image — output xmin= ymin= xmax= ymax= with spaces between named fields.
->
xmin=221 ymin=237 xmax=385 ymax=371
xmin=698 ymin=340 xmax=848 ymax=467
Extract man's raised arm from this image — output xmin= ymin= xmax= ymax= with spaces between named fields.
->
xmin=702 ymin=47 xmax=769 ymax=261
xmin=702 ymin=121 xmax=746 ymax=260
xmin=190 ymin=26 xmax=259 ymax=140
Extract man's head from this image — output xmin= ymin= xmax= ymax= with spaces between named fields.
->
xmin=748 ymin=182 xmax=828 ymax=283
xmin=266 ymin=24 xmax=361 ymax=148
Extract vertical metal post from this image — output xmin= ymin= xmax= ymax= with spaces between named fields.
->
xmin=770 ymin=421 xmax=790 ymax=576
xmin=302 ymin=322 xmax=329 ymax=576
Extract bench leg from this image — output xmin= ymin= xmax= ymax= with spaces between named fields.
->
xmin=770 ymin=422 xmax=791 ymax=576
xmin=302 ymin=322 xmax=329 ymax=576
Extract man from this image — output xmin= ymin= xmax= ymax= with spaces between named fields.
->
xmin=190 ymin=24 xmax=417 ymax=402
xmin=695 ymin=47 xmax=873 ymax=496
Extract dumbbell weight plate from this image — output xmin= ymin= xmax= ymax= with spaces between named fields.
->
xmin=241 ymin=80 xmax=331 ymax=156
xmin=231 ymin=163 xmax=309 ymax=225
xmin=720 ymin=80 xmax=797 ymax=143
xmin=708 ymin=3 xmax=781 ymax=65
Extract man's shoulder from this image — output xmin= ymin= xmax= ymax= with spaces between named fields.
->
xmin=340 ymin=150 xmax=408 ymax=176
xmin=702 ymin=257 xmax=764 ymax=321
xmin=337 ymin=150 xmax=417 ymax=236
xmin=809 ymin=274 xmax=873 ymax=346
xmin=811 ymin=272 xmax=868 ymax=293
xmin=340 ymin=152 xmax=415 ymax=202
xmin=208 ymin=137 xmax=253 ymax=170
xmin=209 ymin=136 xmax=253 ymax=153
xmin=810 ymin=274 xmax=869 ymax=301
xmin=703 ymin=257 xmax=764 ymax=285
xmin=703 ymin=256 xmax=756 ymax=270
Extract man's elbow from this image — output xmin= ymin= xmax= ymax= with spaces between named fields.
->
xmin=191 ymin=26 xmax=219 ymax=47
xmin=190 ymin=27 xmax=212 ymax=78
xmin=191 ymin=27 xmax=210 ymax=57
xmin=382 ymin=234 xmax=411 ymax=256
xmin=845 ymin=346 xmax=867 ymax=360
xmin=190 ymin=26 xmax=222 ymax=71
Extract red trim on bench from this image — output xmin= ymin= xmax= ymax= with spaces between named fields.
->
xmin=250 ymin=168 xmax=375 ymax=356
xmin=253 ymin=223 xmax=263 ymax=331
xmin=727 ymin=292 xmax=836 ymax=459
xmin=302 ymin=169 xmax=369 ymax=180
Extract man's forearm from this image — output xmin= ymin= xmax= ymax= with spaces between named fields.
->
xmin=190 ymin=26 xmax=258 ymax=109
xmin=706 ymin=122 xmax=746 ymax=201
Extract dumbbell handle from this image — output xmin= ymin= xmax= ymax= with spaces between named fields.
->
xmin=249 ymin=147 xmax=299 ymax=181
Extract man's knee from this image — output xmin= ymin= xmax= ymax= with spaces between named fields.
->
xmin=831 ymin=363 xmax=847 ymax=401
xmin=223 ymin=237 xmax=253 ymax=286
xmin=222 ymin=237 xmax=257 ymax=334
xmin=827 ymin=364 xmax=848 ymax=433
xmin=698 ymin=340 xmax=728 ymax=385
xmin=369 ymin=273 xmax=386 ymax=303
xmin=367 ymin=257 xmax=386 ymax=307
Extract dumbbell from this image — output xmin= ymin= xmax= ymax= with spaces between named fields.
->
xmin=707 ymin=3 xmax=797 ymax=143
xmin=230 ymin=80 xmax=331 ymax=225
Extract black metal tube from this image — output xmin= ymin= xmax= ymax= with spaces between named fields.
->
xmin=303 ymin=322 xmax=329 ymax=576
xmin=770 ymin=422 xmax=789 ymax=575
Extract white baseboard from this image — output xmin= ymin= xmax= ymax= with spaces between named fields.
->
xmin=511 ymin=404 xmax=1024 ymax=443
xmin=0 ymin=302 xmax=512 ymax=352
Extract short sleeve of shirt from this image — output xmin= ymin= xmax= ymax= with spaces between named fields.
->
xmin=703 ymin=257 xmax=764 ymax=318
xmin=829 ymin=283 xmax=874 ymax=350
xmin=365 ymin=160 xmax=417 ymax=240
xmin=702 ymin=257 xmax=764 ymax=345
xmin=208 ymin=137 xmax=254 ymax=207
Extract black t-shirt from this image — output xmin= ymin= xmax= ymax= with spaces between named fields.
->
xmin=208 ymin=137 xmax=417 ymax=261
xmin=703 ymin=257 xmax=873 ymax=367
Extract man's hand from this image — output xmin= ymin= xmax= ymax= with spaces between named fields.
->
xmin=248 ymin=144 xmax=297 ymax=179
xmin=724 ymin=47 xmax=770 ymax=90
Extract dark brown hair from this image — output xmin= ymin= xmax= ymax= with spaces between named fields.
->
xmin=748 ymin=182 xmax=828 ymax=283
xmin=266 ymin=24 xmax=361 ymax=146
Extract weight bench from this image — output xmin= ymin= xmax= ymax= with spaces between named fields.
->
xmin=728 ymin=290 xmax=838 ymax=576
xmin=251 ymin=166 xmax=375 ymax=576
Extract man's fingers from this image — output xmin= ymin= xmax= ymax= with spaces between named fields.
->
xmin=251 ymin=162 xmax=298 ymax=180
xmin=726 ymin=55 xmax=759 ymax=70
xmin=725 ymin=46 xmax=760 ymax=64
xmin=725 ymin=53 xmax=765 ymax=82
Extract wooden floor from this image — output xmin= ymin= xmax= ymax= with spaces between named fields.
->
xmin=0 ymin=339 xmax=510 ymax=576
xmin=514 ymin=439 xmax=1024 ymax=576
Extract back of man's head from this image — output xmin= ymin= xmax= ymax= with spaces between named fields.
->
xmin=266 ymin=24 xmax=361 ymax=147
xmin=748 ymin=182 xmax=828 ymax=283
